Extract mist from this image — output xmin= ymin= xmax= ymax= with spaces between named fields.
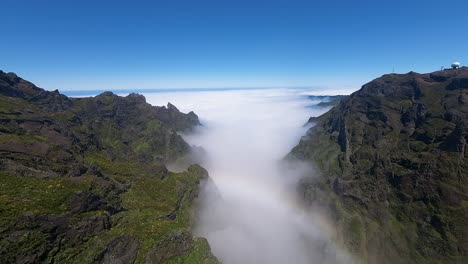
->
xmin=144 ymin=88 xmax=352 ymax=264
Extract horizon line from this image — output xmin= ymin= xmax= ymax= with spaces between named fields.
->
xmin=60 ymin=86 xmax=357 ymax=97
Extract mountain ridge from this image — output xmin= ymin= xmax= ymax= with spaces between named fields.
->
xmin=290 ymin=67 xmax=468 ymax=263
xmin=0 ymin=70 xmax=219 ymax=263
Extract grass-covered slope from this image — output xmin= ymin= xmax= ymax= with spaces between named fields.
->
xmin=0 ymin=71 xmax=219 ymax=263
xmin=290 ymin=68 xmax=468 ymax=264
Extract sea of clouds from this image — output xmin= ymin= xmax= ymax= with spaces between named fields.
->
xmin=144 ymin=88 xmax=354 ymax=264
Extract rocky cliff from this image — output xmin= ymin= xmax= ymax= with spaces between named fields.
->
xmin=290 ymin=68 xmax=468 ymax=263
xmin=0 ymin=71 xmax=219 ymax=263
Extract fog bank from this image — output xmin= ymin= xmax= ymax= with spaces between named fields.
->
xmin=145 ymin=88 xmax=351 ymax=264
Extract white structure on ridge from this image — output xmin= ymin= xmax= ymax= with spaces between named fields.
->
xmin=451 ymin=62 xmax=461 ymax=69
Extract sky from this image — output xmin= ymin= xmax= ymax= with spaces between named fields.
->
xmin=1 ymin=0 xmax=467 ymax=91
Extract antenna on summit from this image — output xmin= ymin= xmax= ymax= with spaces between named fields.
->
xmin=451 ymin=62 xmax=461 ymax=69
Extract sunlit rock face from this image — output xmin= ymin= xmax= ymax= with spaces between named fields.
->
xmin=290 ymin=68 xmax=468 ymax=264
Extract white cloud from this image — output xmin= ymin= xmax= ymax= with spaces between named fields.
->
xmin=144 ymin=88 xmax=352 ymax=264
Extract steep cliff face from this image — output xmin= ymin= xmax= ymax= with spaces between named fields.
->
xmin=290 ymin=68 xmax=468 ymax=263
xmin=0 ymin=71 xmax=218 ymax=263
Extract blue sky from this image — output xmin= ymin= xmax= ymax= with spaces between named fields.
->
xmin=2 ymin=0 xmax=467 ymax=91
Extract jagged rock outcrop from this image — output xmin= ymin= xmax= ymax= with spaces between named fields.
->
xmin=0 ymin=70 xmax=218 ymax=264
xmin=290 ymin=67 xmax=468 ymax=264
xmin=94 ymin=236 xmax=140 ymax=264
xmin=308 ymin=95 xmax=348 ymax=108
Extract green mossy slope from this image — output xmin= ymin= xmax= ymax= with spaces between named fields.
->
xmin=290 ymin=68 xmax=468 ymax=264
xmin=0 ymin=71 xmax=218 ymax=263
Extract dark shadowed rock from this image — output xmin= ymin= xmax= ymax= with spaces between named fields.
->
xmin=145 ymin=230 xmax=193 ymax=264
xmin=0 ymin=214 xmax=112 ymax=263
xmin=64 ymin=215 xmax=111 ymax=247
xmin=95 ymin=236 xmax=139 ymax=264
xmin=69 ymin=192 xmax=120 ymax=215
xmin=154 ymin=103 xmax=201 ymax=132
